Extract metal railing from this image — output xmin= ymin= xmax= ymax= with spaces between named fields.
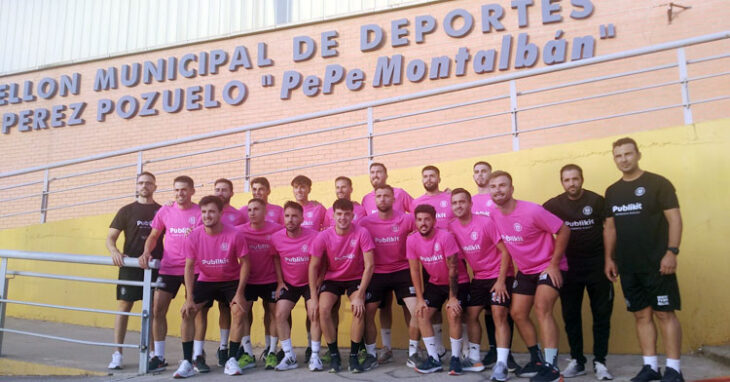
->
xmin=1 ymin=31 xmax=729 ymax=225
xmin=0 ymin=250 xmax=162 ymax=374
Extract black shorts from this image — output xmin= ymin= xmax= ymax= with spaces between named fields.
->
xmin=245 ymin=282 xmax=277 ymax=303
xmin=620 ymin=271 xmax=681 ymax=312
xmin=278 ymin=283 xmax=311 ymax=302
xmin=423 ymin=282 xmax=470 ymax=311
xmin=117 ymin=266 xmax=158 ymax=302
xmin=367 ymin=270 xmax=416 ymax=304
xmin=320 ymin=279 xmax=360 ymax=297
xmin=193 ymin=280 xmax=238 ymax=305
xmin=512 ymin=271 xmax=565 ymax=296
xmin=156 ymin=274 xmax=187 ymax=298
xmin=467 ymin=277 xmax=514 ymax=308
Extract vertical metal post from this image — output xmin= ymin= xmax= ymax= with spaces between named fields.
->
xmin=0 ymin=258 xmax=8 ymax=356
xmin=136 ymin=151 xmax=144 ymax=175
xmin=367 ymin=107 xmax=374 ymax=166
xmin=677 ymin=48 xmax=693 ymax=125
xmin=138 ymin=267 xmax=152 ymax=374
xmin=244 ymin=130 xmax=252 ymax=193
xmin=40 ymin=169 xmax=50 ymax=223
xmin=509 ymin=80 xmax=520 ymax=151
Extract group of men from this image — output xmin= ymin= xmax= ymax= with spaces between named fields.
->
xmin=106 ymin=137 xmax=684 ymax=382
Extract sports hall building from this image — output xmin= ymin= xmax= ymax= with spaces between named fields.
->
xmin=1 ymin=0 xmax=729 ymax=354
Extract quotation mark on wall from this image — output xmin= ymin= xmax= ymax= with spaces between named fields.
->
xmin=261 ymin=74 xmax=274 ymax=87
xmin=600 ymin=24 xmax=616 ymax=39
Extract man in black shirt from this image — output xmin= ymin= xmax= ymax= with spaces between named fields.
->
xmin=106 ymin=171 xmax=163 ymax=369
xmin=604 ymin=137 xmax=684 ymax=382
xmin=543 ymin=164 xmax=613 ymax=380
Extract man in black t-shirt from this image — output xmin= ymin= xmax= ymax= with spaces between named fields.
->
xmin=106 ymin=171 xmax=163 ymax=370
xmin=543 ymin=164 xmax=613 ymax=380
xmin=604 ymin=138 xmax=684 ymax=382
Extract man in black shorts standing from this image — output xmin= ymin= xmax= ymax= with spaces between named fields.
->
xmin=106 ymin=171 xmax=163 ymax=369
xmin=604 ymin=138 xmax=684 ymax=382
xmin=544 ymin=164 xmax=614 ymax=380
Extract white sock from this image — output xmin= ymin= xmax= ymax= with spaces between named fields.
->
xmin=544 ymin=348 xmax=558 ymax=365
xmin=312 ymin=340 xmax=321 ymax=353
xmin=468 ymin=342 xmax=480 ymax=362
xmin=154 ymin=341 xmax=165 ymax=358
xmin=265 ymin=335 xmax=271 ymax=350
xmin=193 ymin=340 xmax=204 ymax=358
xmin=643 ymin=355 xmax=658 ymax=372
xmin=497 ymin=348 xmax=509 ymax=364
xmin=433 ymin=324 xmax=444 ymax=351
xmin=269 ymin=336 xmax=278 ymax=354
xmin=423 ymin=336 xmax=439 ymax=359
xmin=282 ymin=339 xmax=293 ymax=357
xmin=380 ymin=328 xmax=392 ymax=350
xmin=666 ymin=358 xmax=680 ymax=372
xmin=220 ymin=329 xmax=230 ymax=348
xmin=450 ymin=337 xmax=463 ymax=357
xmin=242 ymin=336 xmax=253 ymax=355
xmin=365 ymin=343 xmax=377 ymax=357
xmin=409 ymin=340 xmax=419 ymax=356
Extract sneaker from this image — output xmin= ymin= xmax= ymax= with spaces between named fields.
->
xmin=661 ymin=367 xmax=684 ymax=382
xmin=305 ymin=346 xmax=312 ymax=362
xmin=416 ymin=355 xmax=444 ymax=374
xmin=265 ymin=352 xmax=278 ymax=370
xmin=275 ymin=354 xmax=298 ymax=371
xmin=320 ymin=351 xmax=332 ymax=365
xmin=563 ymin=359 xmax=586 ymax=378
xmin=148 ymin=356 xmax=167 ymax=373
xmin=108 ymin=351 xmax=123 ymax=370
xmin=328 ymin=352 xmax=342 ymax=373
xmin=491 ymin=361 xmax=510 ymax=381
xmin=358 ymin=348 xmax=367 ymax=363
xmin=462 ymin=357 xmax=486 ymax=372
xmin=407 ymin=353 xmax=422 ymax=368
xmin=349 ymin=354 xmax=364 ymax=373
xmin=483 ymin=347 xmax=497 ymax=368
xmin=517 ymin=360 xmax=543 ymax=378
xmin=361 ymin=353 xmax=379 ymax=371
xmin=277 ymin=349 xmax=285 ymax=362
xmin=193 ymin=355 xmax=210 ymax=373
xmin=530 ymin=363 xmax=561 ymax=382
xmin=238 ymin=352 xmax=256 ymax=370
xmin=224 ymin=357 xmax=243 ymax=375
xmin=217 ymin=347 xmax=228 ymax=367
xmin=173 ymin=360 xmax=196 ymax=379
xmin=378 ymin=348 xmax=393 ymax=364
xmin=594 ymin=361 xmax=614 ymax=381
xmin=260 ymin=348 xmax=269 ymax=360
xmin=631 ymin=365 xmax=662 ymax=382
xmin=508 ymin=353 xmax=521 ymax=373
xmin=449 ymin=356 xmax=464 ymax=376
xmin=308 ymin=354 xmax=323 ymax=371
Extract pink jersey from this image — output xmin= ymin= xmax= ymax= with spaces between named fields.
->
xmin=406 ymin=228 xmax=470 ymax=285
xmin=301 ymin=202 xmax=326 ymax=231
xmin=490 ymin=200 xmax=568 ymax=274
xmin=271 ymin=228 xmax=318 ymax=287
xmin=151 ymin=203 xmax=201 ymax=275
xmin=236 ymin=221 xmax=282 ymax=284
xmin=362 ymin=187 xmax=414 ymax=215
xmin=311 ymin=225 xmax=375 ymax=282
xmin=358 ymin=211 xmax=415 ymax=274
xmin=221 ymin=205 xmax=246 ymax=226
xmin=411 ymin=191 xmax=454 ymax=229
xmin=448 ymin=215 xmax=514 ymax=280
xmin=323 ymin=202 xmax=367 ymax=228
xmin=240 ymin=203 xmax=284 ymax=225
xmin=471 ymin=193 xmax=496 ymax=217
xmin=184 ymin=225 xmax=248 ymax=282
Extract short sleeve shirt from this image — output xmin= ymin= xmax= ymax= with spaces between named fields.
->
xmin=271 ymin=228 xmax=318 ymax=287
xmin=151 ymin=203 xmax=201 ymax=275
xmin=406 ymin=228 xmax=470 ymax=285
xmin=311 ymin=226 xmax=375 ymax=281
xmin=109 ymin=201 xmax=163 ymax=258
xmin=184 ymin=225 xmax=248 ymax=282
xmin=411 ymin=191 xmax=454 ymax=229
xmin=220 ymin=205 xmax=246 ymax=227
xmin=471 ymin=193 xmax=496 ymax=217
xmin=324 ymin=202 xmax=367 ymax=228
xmin=362 ymin=187 xmax=414 ymax=215
xmin=240 ymin=203 xmax=284 ymax=225
xmin=448 ymin=215 xmax=514 ymax=280
xmin=301 ymin=202 xmax=326 ymax=231
xmin=358 ymin=211 xmax=415 ymax=274
xmin=236 ymin=221 xmax=283 ymax=285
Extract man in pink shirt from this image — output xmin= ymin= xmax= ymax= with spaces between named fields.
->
xmin=139 ymin=175 xmax=200 ymax=372
xmin=488 ymin=171 xmax=570 ymax=382
xmin=176 ymin=195 xmax=250 ymax=377
xmin=407 ymin=204 xmax=470 ymax=375
xmin=309 ymin=199 xmax=376 ymax=374
xmin=472 ymin=161 xmax=497 ymax=217
xmin=358 ymin=185 xmax=419 ymax=367
xmin=271 ymin=201 xmax=322 ymax=371
xmin=240 ymin=177 xmax=284 ymax=225
xmin=292 ymin=175 xmax=326 ymax=231
xmin=235 ymin=198 xmax=284 ymax=370
xmin=324 ymin=176 xmax=367 ymax=228
xmin=411 ymin=165 xmax=454 ymax=229
xmin=449 ymin=188 xmax=515 ymax=380
xmin=215 ymin=178 xmax=246 ymax=226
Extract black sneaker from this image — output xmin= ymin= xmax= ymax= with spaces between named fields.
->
xmin=631 ymin=365 xmax=662 ymax=382
xmin=328 ymin=352 xmax=341 ymax=373
xmin=508 ymin=352 xmax=521 ymax=373
xmin=277 ymin=349 xmax=285 ymax=362
xmin=361 ymin=353 xmax=378 ymax=371
xmin=349 ymin=354 xmax=364 ymax=373
xmin=661 ymin=367 xmax=684 ymax=382
xmin=530 ymin=363 xmax=561 ymax=382
xmin=305 ymin=347 xmax=312 ymax=362
xmin=217 ymin=347 xmax=228 ymax=367
xmin=194 ymin=355 xmax=211 ymax=373
xmin=416 ymin=355 xmax=444 ymax=374
xmin=483 ymin=347 xmax=497 ymax=368
xmin=449 ymin=356 xmax=463 ymax=376
xmin=148 ymin=356 xmax=167 ymax=373
xmin=517 ymin=359 xmax=543 ymax=378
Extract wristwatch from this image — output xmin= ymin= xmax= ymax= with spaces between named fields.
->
xmin=667 ymin=247 xmax=679 ymax=255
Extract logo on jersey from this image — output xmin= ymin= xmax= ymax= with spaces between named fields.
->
xmin=434 ymin=242 xmax=441 ymax=251
xmin=268 ymin=211 xmax=275 ymax=216
xmin=266 ymin=235 xmax=271 ymax=240
xmin=635 ymin=187 xmax=646 ymax=196
xmin=513 ymin=223 xmax=522 ymax=232
xmin=392 ymin=224 xmax=400 ymax=232
xmin=583 ymin=206 xmax=593 ymax=216
xmin=221 ymin=242 xmax=230 ymax=251
xmin=228 ymin=215 xmax=235 ymax=221
xmin=470 ymin=231 xmax=478 ymax=241
xmin=440 ymin=200 xmax=448 ymax=208
xmin=301 ymin=244 xmax=308 ymax=252
xmin=350 ymin=239 xmax=357 ymax=247
xmin=307 ymin=212 xmax=313 ymax=218
xmin=486 ymin=200 xmax=493 ymax=207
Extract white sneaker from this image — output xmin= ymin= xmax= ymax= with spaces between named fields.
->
xmin=563 ymin=358 xmax=587 ymax=378
xmin=224 ymin=357 xmax=243 ymax=375
xmin=108 ymin=351 xmax=123 ymax=369
xmin=173 ymin=360 xmax=196 ymax=378
xmin=308 ymin=354 xmax=323 ymax=371
xmin=276 ymin=354 xmax=298 ymax=371
xmin=594 ymin=361 xmax=614 ymax=380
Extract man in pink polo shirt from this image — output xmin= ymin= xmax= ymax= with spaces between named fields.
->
xmin=358 ymin=184 xmax=419 ymax=367
xmin=176 ymin=195 xmax=250 ymax=378
xmin=291 ymin=175 xmax=326 ymax=231
xmin=271 ymin=201 xmax=322 ymax=371
xmin=240 ymin=177 xmax=284 ymax=225
xmin=411 ymin=165 xmax=454 ymax=229
xmin=139 ymin=175 xmax=200 ymax=372
xmin=488 ymin=171 xmax=570 ymax=382
xmin=324 ymin=176 xmax=367 ymax=228
xmin=449 ymin=188 xmax=516 ymax=380
xmin=309 ymin=199 xmax=376 ymax=374
xmin=408 ymin=204 xmax=470 ymax=375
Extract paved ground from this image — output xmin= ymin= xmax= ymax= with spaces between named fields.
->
xmin=1 ymin=317 xmax=729 ymax=381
